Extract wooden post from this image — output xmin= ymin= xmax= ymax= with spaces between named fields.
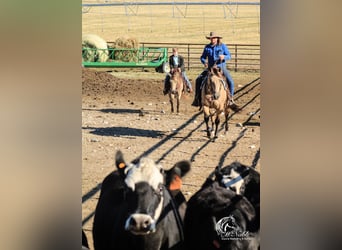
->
xmin=187 ymin=44 xmax=190 ymax=71
xmin=235 ymin=44 xmax=238 ymax=72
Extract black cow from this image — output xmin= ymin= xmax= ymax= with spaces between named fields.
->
xmin=215 ymin=162 xmax=260 ymax=232
xmin=93 ymin=151 xmax=191 ymax=250
xmin=184 ymin=162 xmax=260 ymax=250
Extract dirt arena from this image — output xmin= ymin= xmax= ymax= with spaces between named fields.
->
xmin=82 ymin=68 xmax=260 ymax=248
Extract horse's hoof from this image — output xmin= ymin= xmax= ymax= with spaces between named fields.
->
xmin=212 ymin=135 xmax=218 ymax=142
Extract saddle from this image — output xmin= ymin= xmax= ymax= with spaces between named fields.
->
xmin=193 ymin=67 xmax=240 ymax=112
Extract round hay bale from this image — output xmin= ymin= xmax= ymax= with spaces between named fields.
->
xmin=111 ymin=36 xmax=139 ymax=62
xmin=82 ymin=34 xmax=109 ymax=62
xmin=113 ymin=36 xmax=139 ymax=49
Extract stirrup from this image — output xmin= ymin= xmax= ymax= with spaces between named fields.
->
xmin=229 ymin=99 xmax=240 ymax=112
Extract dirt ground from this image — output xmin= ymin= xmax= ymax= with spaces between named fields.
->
xmin=82 ymin=68 xmax=260 ymax=249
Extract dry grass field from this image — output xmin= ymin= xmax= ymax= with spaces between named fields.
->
xmin=82 ymin=0 xmax=260 ymax=44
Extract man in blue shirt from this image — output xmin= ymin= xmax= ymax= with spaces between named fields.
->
xmin=192 ymin=32 xmax=235 ymax=107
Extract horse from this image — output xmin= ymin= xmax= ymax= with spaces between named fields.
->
xmin=168 ymin=68 xmax=185 ymax=113
xmin=201 ymin=67 xmax=231 ymax=141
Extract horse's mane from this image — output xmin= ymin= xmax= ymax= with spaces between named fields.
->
xmin=210 ymin=67 xmax=223 ymax=78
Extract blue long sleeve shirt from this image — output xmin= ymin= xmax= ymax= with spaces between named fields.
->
xmin=200 ymin=43 xmax=231 ymax=67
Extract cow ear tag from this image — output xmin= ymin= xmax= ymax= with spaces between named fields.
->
xmin=169 ymin=175 xmax=182 ymax=191
xmin=118 ymin=162 xmax=126 ymax=169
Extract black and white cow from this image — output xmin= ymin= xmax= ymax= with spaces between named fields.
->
xmin=184 ymin=162 xmax=260 ymax=250
xmin=93 ymin=151 xmax=191 ymax=250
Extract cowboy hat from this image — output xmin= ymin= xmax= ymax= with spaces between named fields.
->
xmin=206 ymin=31 xmax=222 ymax=39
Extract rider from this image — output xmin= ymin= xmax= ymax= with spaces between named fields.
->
xmin=163 ymin=48 xmax=193 ymax=95
xmin=192 ymin=32 xmax=235 ymax=107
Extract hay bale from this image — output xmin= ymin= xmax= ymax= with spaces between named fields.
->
xmin=109 ymin=36 xmax=139 ymax=62
xmin=126 ymin=38 xmax=139 ymax=48
xmin=113 ymin=36 xmax=139 ymax=49
xmin=82 ymin=34 xmax=109 ymax=62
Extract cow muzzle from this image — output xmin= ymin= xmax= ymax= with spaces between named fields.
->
xmin=125 ymin=214 xmax=156 ymax=235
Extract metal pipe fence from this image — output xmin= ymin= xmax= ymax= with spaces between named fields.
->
xmin=140 ymin=42 xmax=260 ymax=72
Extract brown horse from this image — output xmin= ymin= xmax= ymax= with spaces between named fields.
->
xmin=201 ymin=67 xmax=231 ymax=141
xmin=169 ymin=68 xmax=185 ymax=113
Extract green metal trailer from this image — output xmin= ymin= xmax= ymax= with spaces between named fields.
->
xmin=82 ymin=46 xmax=170 ymax=73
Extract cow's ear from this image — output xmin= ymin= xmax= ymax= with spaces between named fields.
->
xmin=115 ymin=150 xmax=127 ymax=176
xmin=173 ymin=160 xmax=191 ymax=177
xmin=165 ymin=160 xmax=191 ymax=191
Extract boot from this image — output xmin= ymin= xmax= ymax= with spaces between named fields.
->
xmin=191 ymin=78 xmax=201 ymax=106
xmin=191 ymin=97 xmax=199 ymax=107
xmin=186 ymin=80 xmax=193 ymax=93
xmin=191 ymin=86 xmax=199 ymax=106
xmin=228 ymin=96 xmax=240 ymax=112
xmin=191 ymin=92 xmax=201 ymax=107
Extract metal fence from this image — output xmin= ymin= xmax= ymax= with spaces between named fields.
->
xmin=140 ymin=42 xmax=260 ymax=72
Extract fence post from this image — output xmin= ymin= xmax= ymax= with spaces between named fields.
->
xmin=234 ymin=44 xmax=238 ymax=72
xmin=187 ymin=44 xmax=190 ymax=71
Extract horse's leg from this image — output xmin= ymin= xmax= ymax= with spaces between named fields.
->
xmin=169 ymin=96 xmax=174 ymax=113
xmin=176 ymin=94 xmax=180 ymax=113
xmin=203 ymin=107 xmax=211 ymax=138
xmin=224 ymin=111 xmax=229 ymax=133
xmin=203 ymin=110 xmax=210 ymax=139
xmin=213 ymin=115 xmax=220 ymax=141
xmin=204 ymin=115 xmax=211 ymax=138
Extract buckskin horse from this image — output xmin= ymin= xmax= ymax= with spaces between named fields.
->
xmin=169 ymin=68 xmax=185 ymax=113
xmin=201 ymin=67 xmax=233 ymax=141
